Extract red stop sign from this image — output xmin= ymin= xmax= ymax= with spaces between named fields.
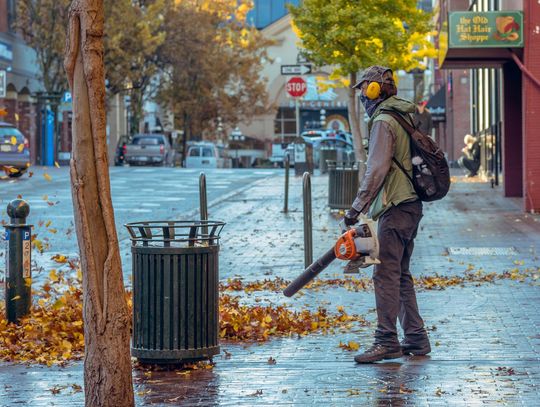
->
xmin=286 ymin=77 xmax=307 ymax=98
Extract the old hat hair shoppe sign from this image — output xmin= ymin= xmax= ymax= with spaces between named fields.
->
xmin=449 ymin=11 xmax=524 ymax=48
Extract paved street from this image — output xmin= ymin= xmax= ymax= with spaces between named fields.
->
xmin=1 ymin=169 xmax=539 ymax=406
xmin=0 ymin=166 xmax=279 ymax=287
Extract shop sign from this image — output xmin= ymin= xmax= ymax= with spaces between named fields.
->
xmin=0 ymin=41 xmax=13 ymax=62
xmin=449 ymin=11 xmax=523 ymax=48
xmin=0 ymin=70 xmax=6 ymax=98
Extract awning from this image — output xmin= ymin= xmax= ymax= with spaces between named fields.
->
xmin=426 ymin=87 xmax=446 ymax=122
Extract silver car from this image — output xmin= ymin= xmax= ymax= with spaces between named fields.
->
xmin=0 ymin=121 xmax=30 ymax=177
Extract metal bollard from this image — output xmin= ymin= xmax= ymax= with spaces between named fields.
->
xmin=284 ymin=155 xmax=289 ymax=213
xmin=3 ymin=199 xmax=32 ymax=323
xmin=303 ymin=172 xmax=313 ymax=269
xmin=199 ymin=172 xmax=208 ymax=236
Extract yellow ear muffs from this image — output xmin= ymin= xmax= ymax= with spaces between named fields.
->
xmin=365 ymin=82 xmax=381 ymax=100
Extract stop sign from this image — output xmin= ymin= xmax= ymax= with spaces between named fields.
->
xmin=286 ymin=77 xmax=307 ymax=98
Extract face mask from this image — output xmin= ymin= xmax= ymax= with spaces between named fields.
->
xmin=360 ymin=93 xmax=383 ymax=117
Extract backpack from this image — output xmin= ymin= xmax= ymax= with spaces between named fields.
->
xmin=381 ymin=109 xmax=451 ymax=202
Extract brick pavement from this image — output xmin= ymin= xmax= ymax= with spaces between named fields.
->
xmin=1 ymin=172 xmax=539 ymax=406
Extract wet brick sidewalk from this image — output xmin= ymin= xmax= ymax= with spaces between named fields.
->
xmin=1 ymin=172 xmax=539 ymax=406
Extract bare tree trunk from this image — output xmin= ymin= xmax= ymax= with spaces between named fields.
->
xmin=64 ymin=1 xmax=134 ymax=406
xmin=348 ymin=72 xmax=367 ymax=179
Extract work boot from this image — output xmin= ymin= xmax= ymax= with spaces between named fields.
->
xmin=354 ymin=344 xmax=402 ymax=364
xmin=401 ymin=339 xmax=431 ymax=356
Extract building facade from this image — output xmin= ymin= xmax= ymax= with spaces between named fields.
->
xmin=439 ymin=0 xmax=539 ymax=212
xmin=0 ymin=0 xmax=41 ymax=158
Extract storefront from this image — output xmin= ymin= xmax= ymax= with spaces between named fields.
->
xmin=439 ymin=0 xmax=540 ymax=212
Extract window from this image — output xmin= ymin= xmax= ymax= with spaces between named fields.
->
xmin=132 ymin=136 xmax=164 ymax=145
xmin=189 ymin=147 xmax=200 ymax=157
xmin=274 ymin=107 xmax=297 ymax=139
xmin=202 ymin=147 xmax=214 ymax=157
xmin=7 ymin=0 xmax=16 ymax=33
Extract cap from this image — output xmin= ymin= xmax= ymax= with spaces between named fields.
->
xmin=352 ymin=66 xmax=394 ymax=89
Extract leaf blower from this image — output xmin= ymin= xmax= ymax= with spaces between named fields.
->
xmin=283 ymin=220 xmax=380 ymax=297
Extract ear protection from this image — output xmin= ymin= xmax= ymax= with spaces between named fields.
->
xmin=365 ymin=82 xmax=382 ymax=100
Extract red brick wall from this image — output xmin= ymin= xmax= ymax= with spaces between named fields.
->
xmin=523 ymin=0 xmax=540 ymax=212
xmin=446 ymin=69 xmax=471 ymax=162
xmin=0 ymin=0 xmax=8 ymax=33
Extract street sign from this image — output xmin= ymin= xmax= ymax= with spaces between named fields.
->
xmin=286 ymin=77 xmax=307 ymax=98
xmin=62 ymin=91 xmax=72 ymax=103
xmin=0 ymin=70 xmax=6 ymax=98
xmin=281 ymin=64 xmax=312 ymax=75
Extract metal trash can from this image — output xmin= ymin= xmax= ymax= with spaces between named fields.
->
xmin=327 ymin=161 xmax=360 ymax=210
xmin=125 ymin=220 xmax=225 ymax=364
xmin=319 ymin=148 xmax=337 ymax=174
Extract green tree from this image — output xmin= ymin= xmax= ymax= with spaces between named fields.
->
xmin=289 ymin=0 xmax=436 ymax=164
xmin=104 ymin=0 xmax=166 ymax=134
xmin=158 ymin=0 xmax=271 ymax=156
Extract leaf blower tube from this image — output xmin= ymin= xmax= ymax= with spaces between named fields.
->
xmin=283 ymin=248 xmax=337 ymax=297
xmin=283 ymin=221 xmax=380 ymax=297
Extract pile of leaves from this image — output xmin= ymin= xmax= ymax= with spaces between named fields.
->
xmin=0 ymin=269 xmax=84 ymax=366
xmin=0 ymin=268 xmax=368 ymax=365
xmin=219 ymin=296 xmax=367 ymax=341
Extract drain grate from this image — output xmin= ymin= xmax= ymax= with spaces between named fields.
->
xmin=447 ymin=247 xmax=518 ymax=256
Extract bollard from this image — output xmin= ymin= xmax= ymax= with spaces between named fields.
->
xmin=303 ymin=172 xmax=313 ymax=269
xmin=284 ymin=155 xmax=289 ymax=213
xmin=3 ymin=199 xmax=32 ymax=323
xmin=199 ymin=172 xmax=208 ymax=236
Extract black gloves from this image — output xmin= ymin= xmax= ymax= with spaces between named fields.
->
xmin=344 ymin=208 xmax=360 ymax=227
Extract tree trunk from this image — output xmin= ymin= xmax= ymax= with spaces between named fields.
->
xmin=348 ymin=72 xmax=367 ymax=179
xmin=64 ymin=1 xmax=134 ymax=406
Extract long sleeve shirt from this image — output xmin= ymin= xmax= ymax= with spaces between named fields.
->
xmin=351 ymin=121 xmax=396 ymax=214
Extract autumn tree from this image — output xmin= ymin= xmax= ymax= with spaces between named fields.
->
xmin=17 ymin=0 xmax=71 ymax=93
xmin=64 ymin=0 xmax=134 ymax=405
xmin=104 ymin=0 xmax=166 ymax=134
xmin=289 ymin=0 xmax=436 ymax=164
xmin=158 ymin=0 xmax=271 ymax=155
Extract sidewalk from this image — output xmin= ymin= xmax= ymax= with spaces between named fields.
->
xmin=1 ymin=172 xmax=539 ymax=406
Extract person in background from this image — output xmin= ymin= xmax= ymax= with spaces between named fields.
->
xmin=458 ymin=134 xmax=480 ymax=177
xmin=413 ymin=100 xmax=433 ymax=137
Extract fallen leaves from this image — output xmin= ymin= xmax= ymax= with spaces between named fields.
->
xmin=338 ymin=340 xmax=360 ymax=351
xmin=219 ymin=295 xmax=367 ymax=341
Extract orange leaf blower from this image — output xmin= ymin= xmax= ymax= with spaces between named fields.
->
xmin=284 ymin=221 xmax=380 ymax=297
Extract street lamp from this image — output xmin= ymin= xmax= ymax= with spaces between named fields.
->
xmin=229 ymin=127 xmax=245 ymax=167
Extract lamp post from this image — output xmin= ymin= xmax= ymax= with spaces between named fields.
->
xmin=229 ymin=127 xmax=245 ymax=168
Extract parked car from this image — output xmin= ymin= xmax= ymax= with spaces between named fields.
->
xmin=185 ymin=142 xmax=226 ymax=168
xmin=114 ymin=135 xmax=131 ymax=166
xmin=124 ymin=134 xmax=175 ymax=166
xmin=0 ymin=121 xmax=30 ymax=178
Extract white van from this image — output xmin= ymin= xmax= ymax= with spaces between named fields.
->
xmin=185 ymin=143 xmax=226 ymax=168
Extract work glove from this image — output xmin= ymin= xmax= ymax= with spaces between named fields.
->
xmin=343 ymin=208 xmax=360 ymax=227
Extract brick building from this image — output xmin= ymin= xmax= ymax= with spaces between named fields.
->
xmin=0 ymin=0 xmax=42 ymax=163
xmin=439 ymin=0 xmax=540 ymax=212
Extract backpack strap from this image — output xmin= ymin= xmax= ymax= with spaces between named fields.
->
xmin=379 ymin=109 xmax=415 ymax=183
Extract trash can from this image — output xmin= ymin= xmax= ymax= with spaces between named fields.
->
xmin=327 ymin=161 xmax=360 ymax=210
xmin=319 ymin=147 xmax=337 ymax=174
xmin=125 ymin=220 xmax=225 ymax=364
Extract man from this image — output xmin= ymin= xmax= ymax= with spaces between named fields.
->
xmin=344 ymin=65 xmax=431 ymax=363
xmin=413 ymin=100 xmax=434 ymax=137
xmin=458 ymin=134 xmax=480 ymax=177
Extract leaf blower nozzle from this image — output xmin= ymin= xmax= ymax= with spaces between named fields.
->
xmin=283 ymin=221 xmax=380 ymax=297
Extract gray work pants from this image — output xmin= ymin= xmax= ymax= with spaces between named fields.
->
xmin=373 ymin=200 xmax=427 ymax=347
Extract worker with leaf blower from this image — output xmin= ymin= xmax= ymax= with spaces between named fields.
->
xmin=344 ymin=66 xmax=432 ymax=364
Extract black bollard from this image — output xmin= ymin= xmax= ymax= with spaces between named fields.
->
xmin=3 ymin=199 xmax=32 ymax=324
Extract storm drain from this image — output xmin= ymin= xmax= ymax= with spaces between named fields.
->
xmin=447 ymin=247 xmax=518 ymax=256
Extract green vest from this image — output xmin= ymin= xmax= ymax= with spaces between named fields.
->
xmin=367 ymin=97 xmax=418 ymax=220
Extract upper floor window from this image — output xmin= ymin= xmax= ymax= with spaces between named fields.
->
xmin=7 ymin=0 xmax=17 ymax=33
